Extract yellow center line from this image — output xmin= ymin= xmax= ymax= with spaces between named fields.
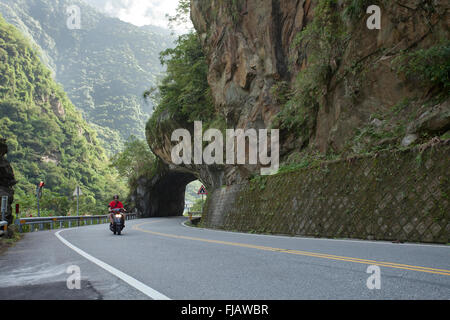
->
xmin=132 ymin=221 xmax=450 ymax=276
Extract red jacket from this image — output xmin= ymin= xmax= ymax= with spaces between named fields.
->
xmin=109 ymin=200 xmax=124 ymax=210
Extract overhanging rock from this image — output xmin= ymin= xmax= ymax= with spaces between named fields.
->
xmin=129 ymin=160 xmax=197 ymax=218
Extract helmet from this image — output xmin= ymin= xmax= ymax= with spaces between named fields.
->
xmin=113 ymin=195 xmax=119 ymax=200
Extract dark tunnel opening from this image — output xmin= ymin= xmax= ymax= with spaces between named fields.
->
xmin=146 ymin=171 xmax=197 ymax=217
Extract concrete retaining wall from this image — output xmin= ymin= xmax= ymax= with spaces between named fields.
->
xmin=201 ymin=142 xmax=450 ymax=243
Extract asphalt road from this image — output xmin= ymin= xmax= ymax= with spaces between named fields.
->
xmin=0 ymin=217 xmax=449 ymax=300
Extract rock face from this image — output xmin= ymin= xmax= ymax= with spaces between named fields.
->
xmin=144 ymin=0 xmax=449 ymax=217
xmin=407 ymin=100 xmax=450 ymax=135
xmin=0 ymin=139 xmax=16 ymax=225
xmin=189 ymin=0 xmax=449 ymax=179
xmin=190 ymin=0 xmax=308 ymax=185
xmin=191 ymin=0 xmax=306 ymax=124
xmin=146 ymin=110 xmax=225 ymax=191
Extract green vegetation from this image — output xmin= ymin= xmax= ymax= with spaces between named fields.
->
xmin=277 ymin=159 xmax=312 ymax=174
xmin=145 ymin=1 xmax=229 ymax=159
xmin=0 ymin=15 xmax=126 ymax=218
xmin=185 ymin=180 xmax=203 ymax=204
xmin=110 ymin=136 xmax=157 ymax=189
xmin=441 ymin=131 xmax=450 ymax=140
xmin=190 ymin=198 xmax=205 ymax=213
xmin=0 ymin=0 xmax=175 ymax=154
xmin=273 ymin=0 xmax=349 ymax=138
xmin=145 ymin=32 xmax=215 ymax=127
xmin=0 ymin=225 xmax=22 ymax=253
xmin=145 ymin=0 xmax=221 ymax=134
xmin=393 ymin=41 xmax=450 ymax=96
xmin=249 ymin=175 xmax=268 ymax=191
xmin=144 ymin=29 xmax=228 ymax=155
xmin=342 ymin=0 xmax=374 ymax=22
xmin=167 ymin=0 xmax=191 ymax=30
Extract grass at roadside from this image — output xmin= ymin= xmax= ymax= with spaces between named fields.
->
xmin=184 ymin=216 xmax=202 ymax=228
xmin=0 ymin=226 xmax=23 ymax=255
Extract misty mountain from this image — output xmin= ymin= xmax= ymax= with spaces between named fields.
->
xmin=0 ymin=0 xmax=175 ymax=154
xmin=0 ymin=14 xmax=125 ymax=212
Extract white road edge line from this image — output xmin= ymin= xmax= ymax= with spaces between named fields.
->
xmin=55 ymin=229 xmax=171 ymax=300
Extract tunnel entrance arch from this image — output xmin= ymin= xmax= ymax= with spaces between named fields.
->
xmin=145 ymin=170 xmax=197 ymax=217
xmin=130 ymin=157 xmax=224 ymax=218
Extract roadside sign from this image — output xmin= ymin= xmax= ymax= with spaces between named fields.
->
xmin=37 ymin=182 xmax=45 ymax=199
xmin=36 ymin=182 xmax=44 ymax=218
xmin=73 ymin=186 xmax=83 ymax=197
xmin=1 ymin=196 xmax=7 ymax=222
xmin=197 ymin=185 xmax=208 ymax=195
xmin=1 ymin=196 xmax=7 ymax=213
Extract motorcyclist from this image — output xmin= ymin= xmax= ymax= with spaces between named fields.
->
xmin=108 ymin=195 xmax=126 ymax=227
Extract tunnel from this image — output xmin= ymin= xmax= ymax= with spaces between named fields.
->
xmin=148 ymin=170 xmax=197 ymax=217
xmin=130 ymin=168 xmax=198 ymax=218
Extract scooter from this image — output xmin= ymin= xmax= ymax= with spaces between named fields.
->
xmin=109 ymin=208 xmax=125 ymax=235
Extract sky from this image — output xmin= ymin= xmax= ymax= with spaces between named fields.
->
xmin=83 ymin=0 xmax=192 ymax=33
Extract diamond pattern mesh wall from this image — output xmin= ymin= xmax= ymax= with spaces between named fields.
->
xmin=202 ymin=141 xmax=449 ymax=243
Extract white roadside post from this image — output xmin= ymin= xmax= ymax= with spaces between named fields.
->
xmin=36 ymin=182 xmax=45 ymax=230
xmin=1 ymin=196 xmax=8 ymax=234
xmin=73 ymin=186 xmax=82 ymax=226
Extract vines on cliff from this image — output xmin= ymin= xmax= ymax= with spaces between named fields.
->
xmin=145 ymin=29 xmax=228 ymax=156
xmin=273 ymin=0 xmax=349 ymax=139
xmin=393 ymin=40 xmax=450 ymax=97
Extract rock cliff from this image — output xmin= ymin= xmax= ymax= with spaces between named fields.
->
xmin=144 ymin=0 xmax=449 ymax=217
xmin=190 ymin=0 xmax=449 ymax=165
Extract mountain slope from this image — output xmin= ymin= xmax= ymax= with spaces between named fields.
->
xmin=0 ymin=0 xmax=175 ymax=154
xmin=0 ymin=14 xmax=125 ymax=215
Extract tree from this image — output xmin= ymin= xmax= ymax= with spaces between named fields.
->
xmin=145 ymin=32 xmax=215 ymax=124
xmin=167 ymin=0 xmax=191 ymax=32
xmin=110 ymin=136 xmax=156 ymax=186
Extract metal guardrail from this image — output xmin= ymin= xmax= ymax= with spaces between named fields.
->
xmin=187 ymin=211 xmax=202 ymax=226
xmin=15 ymin=213 xmax=138 ymax=233
xmin=187 ymin=211 xmax=202 ymax=222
